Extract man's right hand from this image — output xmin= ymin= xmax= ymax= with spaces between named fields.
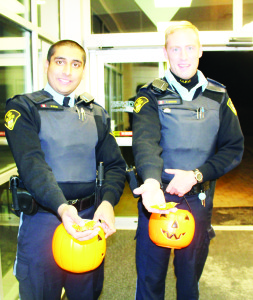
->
xmin=133 ymin=178 xmax=176 ymax=214
xmin=57 ymin=204 xmax=100 ymax=241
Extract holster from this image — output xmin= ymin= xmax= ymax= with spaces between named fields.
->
xmin=9 ymin=176 xmax=38 ymax=216
xmin=126 ymin=166 xmax=141 ymax=198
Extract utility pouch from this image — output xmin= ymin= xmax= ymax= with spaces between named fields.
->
xmin=126 ymin=166 xmax=141 ymax=198
xmin=9 ymin=176 xmax=38 ymax=216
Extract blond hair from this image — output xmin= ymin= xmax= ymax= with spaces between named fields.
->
xmin=164 ymin=21 xmax=200 ymax=48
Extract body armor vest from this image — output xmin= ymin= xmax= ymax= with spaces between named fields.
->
xmin=26 ymin=91 xmax=98 ymax=183
xmin=152 ymin=79 xmax=225 ymax=183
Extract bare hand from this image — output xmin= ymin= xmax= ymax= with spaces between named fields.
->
xmin=58 ymin=204 xmax=100 ymax=241
xmin=164 ymin=169 xmax=197 ymax=197
xmin=133 ymin=179 xmax=176 ymax=214
xmin=93 ymin=201 xmax=116 ymax=238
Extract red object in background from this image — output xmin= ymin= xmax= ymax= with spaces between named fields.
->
xmin=0 ymin=131 xmax=5 ymax=137
xmin=120 ymin=131 xmax=132 ymax=136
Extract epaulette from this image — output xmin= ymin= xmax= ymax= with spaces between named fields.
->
xmin=76 ymin=92 xmax=94 ymax=105
xmin=138 ymin=83 xmax=149 ymax=91
xmin=151 ymin=78 xmax=168 ymax=93
xmin=25 ymin=91 xmax=53 ymax=104
xmin=203 ymin=78 xmax=226 ymax=103
xmin=206 ymin=78 xmax=226 ymax=91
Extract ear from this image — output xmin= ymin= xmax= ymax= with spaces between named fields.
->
xmin=80 ymin=65 xmax=86 ymax=80
xmin=44 ymin=60 xmax=49 ymax=74
xmin=199 ymin=45 xmax=203 ymax=58
xmin=163 ymin=47 xmax=169 ymax=60
xmin=82 ymin=65 xmax=86 ymax=77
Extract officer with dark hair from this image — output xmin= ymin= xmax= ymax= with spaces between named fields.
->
xmin=5 ymin=40 xmax=126 ymax=300
xmin=132 ymin=21 xmax=244 ymax=299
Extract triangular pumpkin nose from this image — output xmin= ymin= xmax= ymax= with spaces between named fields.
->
xmin=172 ymin=221 xmax=178 ymax=228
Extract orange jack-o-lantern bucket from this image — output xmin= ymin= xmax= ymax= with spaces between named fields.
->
xmin=52 ymin=220 xmax=106 ymax=273
xmin=149 ymin=203 xmax=195 ymax=249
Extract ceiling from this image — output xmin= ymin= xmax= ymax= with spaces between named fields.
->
xmin=91 ymin=0 xmax=253 ymax=33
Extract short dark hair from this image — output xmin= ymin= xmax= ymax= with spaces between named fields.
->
xmin=47 ymin=40 xmax=86 ymax=65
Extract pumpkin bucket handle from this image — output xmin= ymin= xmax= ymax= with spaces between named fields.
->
xmin=180 ymin=196 xmax=192 ymax=212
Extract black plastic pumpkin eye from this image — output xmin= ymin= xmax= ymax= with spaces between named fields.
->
xmin=185 ymin=215 xmax=190 ymax=221
xmin=160 ymin=214 xmax=167 ymax=218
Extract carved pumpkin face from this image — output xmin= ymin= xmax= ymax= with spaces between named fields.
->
xmin=149 ymin=209 xmax=195 ymax=249
xmin=52 ymin=222 xmax=106 ymax=273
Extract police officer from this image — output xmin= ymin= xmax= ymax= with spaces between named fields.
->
xmin=4 ymin=40 xmax=126 ymax=300
xmin=132 ymin=21 xmax=244 ymax=300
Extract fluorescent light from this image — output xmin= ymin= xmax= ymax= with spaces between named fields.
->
xmin=37 ymin=0 xmax=46 ymax=4
xmin=154 ymin=0 xmax=192 ymax=7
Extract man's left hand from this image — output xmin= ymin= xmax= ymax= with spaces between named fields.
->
xmin=165 ymin=169 xmax=197 ymax=197
xmin=93 ymin=201 xmax=116 ymax=238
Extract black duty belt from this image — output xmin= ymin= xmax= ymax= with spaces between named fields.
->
xmin=67 ymin=193 xmax=95 ymax=212
xmin=186 ymin=181 xmax=210 ymax=196
xmin=162 ymin=181 xmax=210 ymax=196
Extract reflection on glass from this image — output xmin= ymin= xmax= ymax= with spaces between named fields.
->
xmin=90 ymin=0 xmax=253 ymax=33
xmin=105 ymin=62 xmax=159 ymax=133
xmin=243 ymin=1 xmax=253 ymax=30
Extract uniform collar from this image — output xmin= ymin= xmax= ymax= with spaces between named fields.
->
xmin=165 ymin=70 xmax=208 ymax=101
xmin=44 ymin=83 xmax=76 ymax=107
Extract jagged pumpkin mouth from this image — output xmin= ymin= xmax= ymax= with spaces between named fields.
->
xmin=161 ymin=229 xmax=186 ymax=240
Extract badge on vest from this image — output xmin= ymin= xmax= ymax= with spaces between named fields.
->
xmin=4 ymin=110 xmax=21 ymax=130
xmin=158 ymin=99 xmax=182 ymax=105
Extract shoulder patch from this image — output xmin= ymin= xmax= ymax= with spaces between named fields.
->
xmin=4 ymin=109 xmax=21 ymax=130
xmin=227 ymin=98 xmax=237 ymax=115
xmin=134 ymin=97 xmax=149 ymax=113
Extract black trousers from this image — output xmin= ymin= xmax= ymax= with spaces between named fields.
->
xmin=14 ymin=205 xmax=104 ymax=300
xmin=135 ymin=188 xmax=214 ymax=300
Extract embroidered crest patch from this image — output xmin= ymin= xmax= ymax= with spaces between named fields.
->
xmin=227 ymin=98 xmax=237 ymax=115
xmin=134 ymin=97 xmax=149 ymax=113
xmin=4 ymin=110 xmax=21 ymax=130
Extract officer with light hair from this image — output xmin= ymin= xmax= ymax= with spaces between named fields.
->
xmin=132 ymin=21 xmax=244 ymax=299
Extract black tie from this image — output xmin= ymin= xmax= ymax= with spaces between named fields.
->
xmin=63 ymin=97 xmax=70 ymax=107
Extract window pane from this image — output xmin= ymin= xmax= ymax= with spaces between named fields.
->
xmin=91 ymin=0 xmax=253 ymax=33
xmin=37 ymin=0 xmax=60 ymax=39
xmin=0 ymin=0 xmax=30 ymax=21
xmin=38 ymin=39 xmax=52 ymax=90
xmin=105 ymin=62 xmax=159 ymax=133
xmin=0 ymin=17 xmax=32 ymax=149
xmin=243 ymin=1 xmax=253 ymax=31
